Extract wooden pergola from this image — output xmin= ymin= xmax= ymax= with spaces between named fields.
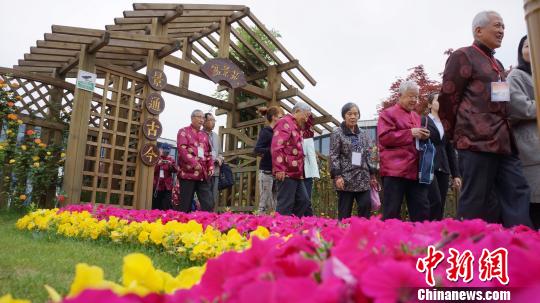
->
xmin=0 ymin=3 xmax=338 ymax=211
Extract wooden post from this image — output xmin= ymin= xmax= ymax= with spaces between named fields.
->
xmin=63 ymin=45 xmax=96 ymax=204
xmin=524 ymin=0 xmax=540 ymax=134
xmin=267 ymin=65 xmax=281 ymax=107
xmin=218 ymin=17 xmax=231 ymax=59
xmin=179 ymin=38 xmax=192 ymax=89
xmin=42 ymin=72 xmax=66 ymax=208
xmin=134 ymin=18 xmax=167 ymax=210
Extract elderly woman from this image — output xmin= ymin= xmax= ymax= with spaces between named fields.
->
xmin=330 ymin=102 xmax=378 ymax=219
xmin=507 ymin=35 xmax=540 ymax=229
xmin=254 ymin=106 xmax=284 ymax=213
xmin=377 ymin=80 xmax=430 ymax=221
xmin=271 ymin=101 xmax=312 ymax=217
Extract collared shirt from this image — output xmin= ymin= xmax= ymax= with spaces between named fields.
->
xmin=429 ymin=113 xmax=444 ymax=140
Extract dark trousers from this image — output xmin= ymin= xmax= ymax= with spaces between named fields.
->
xmin=457 ymin=150 xmax=532 ymax=228
xmin=428 ymin=171 xmax=450 ymax=221
xmin=338 ymin=190 xmax=371 ymax=220
xmin=276 ymin=178 xmax=310 ymax=217
xmin=530 ymin=203 xmax=540 ymax=230
xmin=382 ymin=176 xmax=430 ymax=222
xmin=178 ymin=179 xmax=213 ymax=213
xmin=303 ymin=178 xmax=314 ymax=216
xmin=152 ymin=190 xmax=172 ymax=210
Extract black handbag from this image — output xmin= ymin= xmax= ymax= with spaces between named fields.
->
xmin=218 ymin=163 xmax=234 ymax=190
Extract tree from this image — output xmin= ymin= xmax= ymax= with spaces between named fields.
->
xmin=379 ymin=65 xmax=441 ymax=115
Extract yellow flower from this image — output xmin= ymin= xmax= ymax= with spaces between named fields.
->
xmin=20 ymin=145 xmax=27 ymax=151
xmin=39 ymin=143 xmax=47 ymax=148
xmin=19 ymin=195 xmax=26 ymax=201
xmin=32 ymin=156 xmax=40 ymax=162
xmin=46 ymin=151 xmax=52 ymax=156
xmin=33 ymin=162 xmax=40 ymax=168
xmin=68 ymin=263 xmax=120 ymax=297
xmin=122 ymin=253 xmax=163 ymax=293
xmin=17 ymin=120 xmax=23 ymax=125
xmin=176 ymin=265 xmax=206 ymax=290
xmin=5 ymin=130 xmax=12 ymax=135
xmin=0 ymin=294 xmax=31 ymax=303
xmin=8 ymin=159 xmax=15 ymax=164
xmin=60 ymin=152 xmax=66 ymax=158
xmin=250 ymin=226 xmax=270 ymax=240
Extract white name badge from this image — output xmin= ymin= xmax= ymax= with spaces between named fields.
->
xmin=159 ymin=169 xmax=164 ymax=178
xmin=491 ymin=82 xmax=510 ymax=102
xmin=197 ymin=147 xmax=204 ymax=158
xmin=352 ymin=152 xmax=362 ymax=166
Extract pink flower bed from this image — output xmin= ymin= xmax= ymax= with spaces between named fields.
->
xmin=60 ymin=206 xmax=540 ymax=303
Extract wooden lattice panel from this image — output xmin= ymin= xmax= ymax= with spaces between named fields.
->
xmin=80 ymin=69 xmax=144 ymax=208
xmin=0 ymin=74 xmax=73 ymax=122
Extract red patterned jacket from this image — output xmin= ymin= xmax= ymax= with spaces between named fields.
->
xmin=271 ymin=114 xmax=305 ymax=179
xmin=439 ymin=41 xmax=513 ymax=155
xmin=377 ymin=104 xmax=421 ymax=180
xmin=153 ymin=155 xmax=177 ymax=191
xmin=176 ymin=125 xmax=213 ymax=181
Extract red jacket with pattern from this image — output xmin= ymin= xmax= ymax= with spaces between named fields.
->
xmin=377 ymin=104 xmax=421 ymax=180
xmin=176 ymin=125 xmax=213 ymax=181
xmin=438 ymin=41 xmax=513 ymax=155
xmin=153 ymin=155 xmax=177 ymax=191
xmin=271 ymin=114 xmax=305 ymax=179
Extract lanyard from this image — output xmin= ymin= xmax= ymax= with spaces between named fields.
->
xmin=471 ymin=44 xmax=502 ymax=80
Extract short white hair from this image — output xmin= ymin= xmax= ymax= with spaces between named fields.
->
xmin=398 ymin=80 xmax=419 ymax=96
xmin=472 ymin=11 xmax=501 ymax=36
xmin=292 ymin=101 xmax=311 ymax=113
xmin=191 ymin=109 xmax=203 ymax=117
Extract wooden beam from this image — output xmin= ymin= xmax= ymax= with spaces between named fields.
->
xmin=133 ymin=3 xmax=246 ymax=11
xmin=164 ymin=55 xmax=206 ymax=77
xmin=313 ymin=116 xmax=335 ymax=125
xmin=246 ymin=60 xmax=299 ymax=81
xmin=277 ymin=87 xmax=299 ymax=100
xmin=248 ymin=12 xmax=317 ymax=86
xmin=237 ymin=19 xmax=305 ymax=89
xmin=160 ymin=5 xmax=184 ymax=24
xmin=18 ymin=113 xmax=67 ymax=131
xmin=180 ymin=38 xmax=192 ymax=89
xmin=24 ymin=53 xmax=72 ymax=62
xmin=218 ymin=17 xmax=231 ymax=58
xmin=18 ymin=60 xmax=65 ymax=68
xmin=57 ymin=56 xmax=80 ymax=75
xmin=36 ymin=40 xmax=82 ymax=51
xmin=157 ymin=39 xmax=182 ymax=58
xmin=163 ymin=84 xmax=233 ymax=110
xmin=88 ymin=32 xmax=111 ymax=54
xmin=30 ymin=47 xmax=78 ymax=56
xmin=107 ymin=39 xmax=165 ymax=50
xmin=189 ymin=23 xmax=220 ymax=42
xmin=236 ymin=98 xmax=266 ymax=110
xmin=230 ymin=27 xmax=268 ymax=67
xmin=106 ymin=24 xmax=148 ymax=31
xmin=0 ymin=67 xmax=75 ymax=91
xmin=240 ymin=84 xmax=272 ymax=100
xmin=167 ymin=22 xmax=214 ymax=29
xmin=45 ymin=33 xmax=96 ymax=44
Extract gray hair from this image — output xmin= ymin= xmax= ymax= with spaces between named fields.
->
xmin=191 ymin=109 xmax=203 ymax=117
xmin=341 ymin=102 xmax=360 ymax=119
xmin=472 ymin=11 xmax=501 ymax=36
xmin=398 ymin=80 xmax=419 ymax=96
xmin=292 ymin=101 xmax=311 ymax=113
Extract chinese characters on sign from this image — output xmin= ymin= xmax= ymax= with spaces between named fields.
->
xmin=142 ymin=118 xmax=162 ymax=141
xmin=144 ymin=93 xmax=165 ymax=115
xmin=201 ymin=58 xmax=247 ymax=89
xmin=140 ymin=143 xmax=160 ymax=166
xmin=416 ymin=246 xmax=509 ymax=287
xmin=147 ymin=69 xmax=167 ymax=91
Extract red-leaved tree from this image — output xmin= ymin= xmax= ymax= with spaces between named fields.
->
xmin=378 ymin=65 xmax=441 ymax=114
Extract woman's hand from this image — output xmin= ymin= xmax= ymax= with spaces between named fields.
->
xmin=369 ymin=175 xmax=381 ymax=191
xmin=335 ymin=176 xmax=345 ymax=190
xmin=411 ymin=128 xmax=430 ymax=140
xmin=452 ymin=177 xmax=462 ymax=190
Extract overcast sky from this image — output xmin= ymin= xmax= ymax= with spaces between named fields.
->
xmin=0 ymin=0 xmax=528 ymax=139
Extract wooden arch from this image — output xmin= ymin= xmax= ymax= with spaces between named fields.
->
xmin=1 ymin=3 xmax=338 ymax=211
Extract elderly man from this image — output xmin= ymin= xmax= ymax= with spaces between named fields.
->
xmin=271 ymin=101 xmax=312 ymax=216
xmin=438 ymin=11 xmax=532 ymax=227
xmin=377 ymin=80 xmax=431 ymax=222
xmin=203 ymin=112 xmax=224 ymax=207
xmin=176 ymin=109 xmax=214 ymax=213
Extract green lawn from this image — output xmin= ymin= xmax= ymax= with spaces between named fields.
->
xmin=0 ymin=211 xmax=192 ymax=303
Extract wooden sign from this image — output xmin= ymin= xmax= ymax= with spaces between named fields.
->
xmin=201 ymin=58 xmax=247 ymax=89
xmin=147 ymin=69 xmax=167 ymax=91
xmin=142 ymin=118 xmax=162 ymax=141
xmin=140 ymin=143 xmax=160 ymax=166
xmin=144 ymin=93 xmax=165 ymax=115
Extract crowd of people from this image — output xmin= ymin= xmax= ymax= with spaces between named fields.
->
xmin=151 ymin=10 xmax=538 ymax=229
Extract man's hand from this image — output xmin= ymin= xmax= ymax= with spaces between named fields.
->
xmin=412 ymin=128 xmax=430 ymax=140
xmin=335 ymin=176 xmax=345 ymax=190
xmin=275 ymin=172 xmax=286 ymax=181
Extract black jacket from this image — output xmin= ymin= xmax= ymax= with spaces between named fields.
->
xmin=254 ymin=126 xmax=273 ymax=171
xmin=422 ymin=115 xmax=460 ymax=177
